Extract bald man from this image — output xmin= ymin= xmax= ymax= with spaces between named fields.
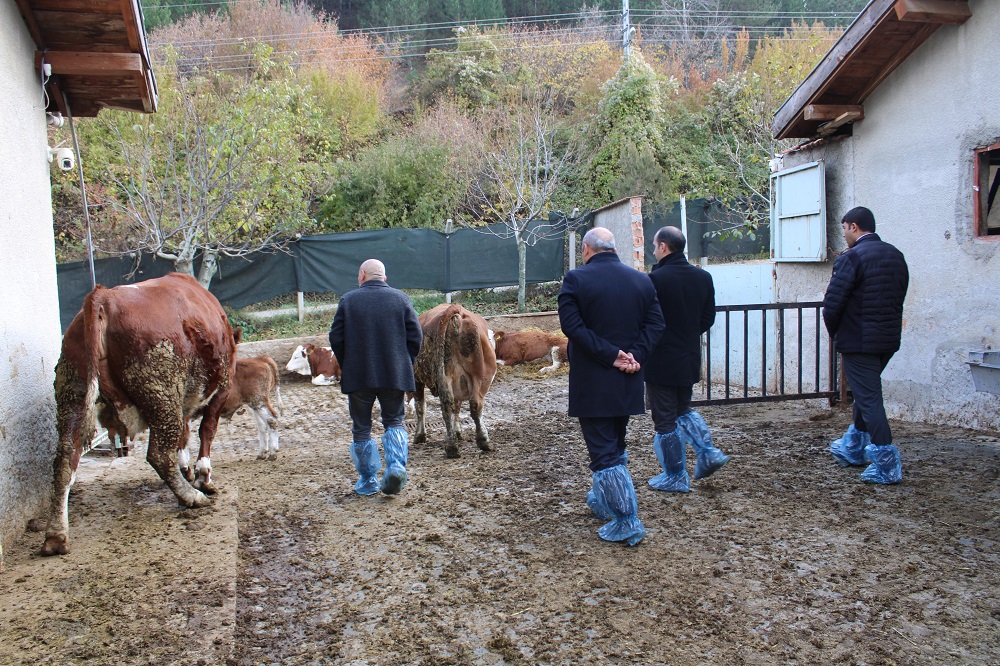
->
xmin=558 ymin=227 xmax=664 ymax=546
xmin=329 ymin=259 xmax=423 ymax=495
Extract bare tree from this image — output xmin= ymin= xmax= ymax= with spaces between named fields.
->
xmin=99 ymin=69 xmax=306 ymax=288
xmin=467 ymin=101 xmax=576 ymax=312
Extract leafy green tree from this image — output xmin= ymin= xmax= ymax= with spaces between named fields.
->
xmin=416 ymin=27 xmax=511 ymax=110
xmin=318 ymin=103 xmax=480 ymax=231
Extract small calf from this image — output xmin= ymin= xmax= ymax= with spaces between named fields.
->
xmin=223 ymin=355 xmax=283 ymax=460
xmin=493 ymin=330 xmax=568 ymax=374
xmin=285 ymin=344 xmax=341 ymax=385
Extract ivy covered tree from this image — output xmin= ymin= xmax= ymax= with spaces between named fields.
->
xmin=574 ymin=50 xmax=676 ymax=209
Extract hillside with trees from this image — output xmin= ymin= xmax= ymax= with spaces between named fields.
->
xmin=50 ymin=0 xmax=857 ymax=287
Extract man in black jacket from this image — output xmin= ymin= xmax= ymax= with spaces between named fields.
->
xmin=329 ymin=259 xmax=423 ymax=495
xmin=558 ymin=227 xmax=664 ymax=546
xmin=644 ymin=226 xmax=729 ymax=493
xmin=823 ymin=207 xmax=909 ymax=484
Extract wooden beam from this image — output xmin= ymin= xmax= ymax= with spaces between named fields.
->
xmin=817 ymin=111 xmax=863 ymax=136
xmin=12 ymin=0 xmax=45 ymax=48
xmin=804 ymin=104 xmax=864 ymax=122
xmin=894 ymin=0 xmax=971 ymax=24
xmin=37 ymin=50 xmax=143 ymax=76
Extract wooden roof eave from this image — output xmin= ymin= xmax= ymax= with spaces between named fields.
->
xmin=772 ymin=0 xmax=972 ymax=141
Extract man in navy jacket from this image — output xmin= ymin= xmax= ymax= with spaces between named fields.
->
xmin=558 ymin=227 xmax=665 ymax=545
xmin=330 ymin=259 xmax=423 ymax=495
xmin=644 ymin=226 xmax=729 ymax=493
xmin=823 ymin=207 xmax=909 ymax=484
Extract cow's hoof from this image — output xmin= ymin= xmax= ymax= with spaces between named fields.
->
xmin=257 ymin=452 xmax=268 ymax=460
xmin=414 ymin=433 xmax=427 ymax=445
xmin=180 ymin=466 xmax=195 ymax=482
xmin=477 ymin=439 xmax=493 ymax=452
xmin=267 ymin=453 xmax=277 ymax=462
xmin=444 ymin=446 xmax=461 ymax=459
xmin=41 ymin=535 xmax=69 ymax=556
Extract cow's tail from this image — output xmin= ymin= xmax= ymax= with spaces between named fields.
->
xmin=262 ymin=355 xmax=284 ymax=418
xmin=80 ymin=287 xmax=112 ymax=441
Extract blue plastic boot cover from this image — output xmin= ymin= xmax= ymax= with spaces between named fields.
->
xmin=860 ymin=443 xmax=902 ymax=485
xmin=380 ymin=427 xmax=409 ymax=495
xmin=592 ymin=465 xmax=645 ymax=546
xmin=678 ymin=412 xmax=730 ymax=480
xmin=350 ymin=439 xmax=381 ymax=495
xmin=830 ymin=424 xmax=870 ymax=467
xmin=586 ymin=482 xmax=613 ymax=521
xmin=648 ymin=431 xmax=690 ymax=492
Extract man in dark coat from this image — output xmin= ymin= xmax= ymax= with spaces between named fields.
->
xmin=558 ymin=227 xmax=665 ymax=546
xmin=644 ymin=226 xmax=729 ymax=493
xmin=823 ymin=207 xmax=909 ymax=484
xmin=329 ymin=259 xmax=423 ymax=495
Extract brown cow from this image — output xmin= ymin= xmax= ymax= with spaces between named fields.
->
xmin=493 ymin=330 xmax=568 ymax=374
xmin=43 ymin=273 xmax=237 ymax=556
xmin=222 ymin=355 xmax=283 ymax=460
xmin=413 ymin=304 xmax=497 ymax=458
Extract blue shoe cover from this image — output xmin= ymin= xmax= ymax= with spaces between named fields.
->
xmin=649 ymin=431 xmax=690 ymax=492
xmin=694 ymin=448 xmax=730 ymax=480
xmin=677 ymin=412 xmax=730 ymax=479
xmin=350 ymin=439 xmax=381 ymax=495
xmin=592 ymin=465 xmax=645 ymax=546
xmin=860 ymin=444 xmax=902 ymax=485
xmin=830 ymin=424 xmax=870 ymax=467
xmin=586 ymin=486 xmax=612 ymax=521
xmin=381 ymin=427 xmax=409 ymax=495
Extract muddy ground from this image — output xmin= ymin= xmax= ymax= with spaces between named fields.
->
xmin=1 ymin=335 xmax=999 ymax=665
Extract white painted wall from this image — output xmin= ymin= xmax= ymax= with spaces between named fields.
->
xmin=779 ymin=0 xmax=1000 ymax=430
xmin=0 ymin=8 xmax=63 ymax=560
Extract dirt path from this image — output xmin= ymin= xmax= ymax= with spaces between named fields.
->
xmin=1 ymin=338 xmax=999 ymax=665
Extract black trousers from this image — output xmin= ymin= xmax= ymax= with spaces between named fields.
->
xmin=579 ymin=416 xmax=630 ymax=473
xmin=348 ymin=388 xmax=406 ymax=443
xmin=841 ymin=352 xmax=895 ymax=446
xmin=646 ymin=383 xmax=694 ymax=434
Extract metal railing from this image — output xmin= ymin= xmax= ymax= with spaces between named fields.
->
xmin=696 ymin=301 xmax=839 ymax=406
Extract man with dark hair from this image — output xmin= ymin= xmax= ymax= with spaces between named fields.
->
xmin=644 ymin=226 xmax=729 ymax=493
xmin=329 ymin=259 xmax=423 ymax=495
xmin=823 ymin=207 xmax=909 ymax=484
xmin=558 ymin=227 xmax=664 ymax=546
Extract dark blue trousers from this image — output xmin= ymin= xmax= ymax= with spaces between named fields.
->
xmin=579 ymin=416 xmax=630 ymax=472
xmin=348 ymin=389 xmax=406 ymax=442
xmin=646 ymin=383 xmax=694 ymax=434
xmin=841 ymin=352 xmax=895 ymax=445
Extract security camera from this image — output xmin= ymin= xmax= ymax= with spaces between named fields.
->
xmin=48 ymin=146 xmax=75 ymax=171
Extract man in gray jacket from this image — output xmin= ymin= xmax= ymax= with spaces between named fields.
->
xmin=329 ymin=259 xmax=423 ymax=495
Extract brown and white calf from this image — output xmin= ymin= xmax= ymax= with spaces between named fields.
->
xmin=221 ymin=355 xmax=283 ymax=460
xmin=285 ymin=343 xmax=341 ymax=385
xmin=493 ymin=330 xmax=568 ymax=374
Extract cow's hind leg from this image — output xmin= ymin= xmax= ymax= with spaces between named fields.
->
xmin=41 ymin=427 xmax=87 ymax=556
xmin=148 ymin=420 xmax=210 ymax=508
xmin=471 ymin=396 xmax=492 ymax=452
xmin=413 ymin=384 xmax=427 ymax=445
xmin=440 ymin=392 xmax=460 ymax=459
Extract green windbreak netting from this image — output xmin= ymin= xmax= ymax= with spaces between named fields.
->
xmin=56 ymin=223 xmax=565 ymax=331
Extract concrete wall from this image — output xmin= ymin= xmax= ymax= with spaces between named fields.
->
xmin=0 ymin=10 xmax=63 ymax=562
xmin=594 ymin=197 xmax=645 ymax=270
xmin=779 ymin=0 xmax=1000 ymax=430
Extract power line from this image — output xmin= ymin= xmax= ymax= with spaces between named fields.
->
xmin=154 ymin=8 xmax=851 ymax=51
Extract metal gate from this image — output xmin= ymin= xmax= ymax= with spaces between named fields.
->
xmin=695 ymin=301 xmax=839 ymax=406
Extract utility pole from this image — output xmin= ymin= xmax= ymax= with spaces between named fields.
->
xmin=622 ymin=0 xmax=634 ymax=61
